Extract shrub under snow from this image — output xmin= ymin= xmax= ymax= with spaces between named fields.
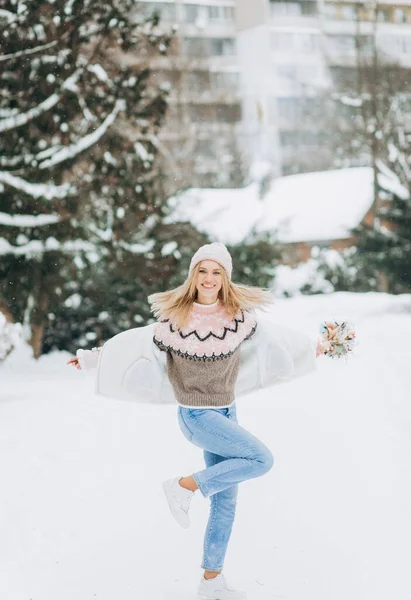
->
xmin=0 ymin=313 xmax=22 ymax=361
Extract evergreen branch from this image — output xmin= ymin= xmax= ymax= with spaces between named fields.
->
xmin=0 ymin=8 xmax=19 ymax=25
xmin=0 ymin=212 xmax=60 ymax=227
xmin=0 ymin=34 xmax=72 ymax=63
xmin=38 ymin=98 xmax=126 ymax=170
xmin=0 ymin=171 xmax=74 ymax=200
xmin=0 ymin=238 xmax=97 ymax=257
xmin=0 ymin=69 xmax=83 ymax=133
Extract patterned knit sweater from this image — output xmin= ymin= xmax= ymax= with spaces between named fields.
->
xmin=153 ymin=299 xmax=257 ymax=408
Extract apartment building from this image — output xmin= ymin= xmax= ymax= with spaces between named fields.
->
xmin=236 ymin=0 xmax=411 ymax=176
xmin=130 ymin=0 xmax=242 ymax=189
xmin=111 ymin=1 xmax=411 ymax=185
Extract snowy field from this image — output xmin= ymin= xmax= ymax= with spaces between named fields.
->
xmin=1 ymin=292 xmax=411 ymax=600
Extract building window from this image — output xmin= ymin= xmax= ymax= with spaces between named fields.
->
xmin=186 ymin=71 xmax=210 ymax=92
xmin=376 ymin=8 xmax=390 ymax=22
xmin=323 ymin=3 xmax=338 ymax=19
xmin=278 ymin=64 xmax=318 ymax=83
xmin=270 ymin=2 xmax=302 ymax=17
xmin=277 ymin=64 xmax=298 ymax=80
xmin=296 ymin=33 xmax=319 ymax=51
xmin=188 ymin=103 xmax=241 ymax=123
xmin=208 ymin=6 xmax=235 ymax=22
xmin=211 ymin=37 xmax=236 ymax=56
xmin=182 ymin=37 xmax=236 ymax=57
xmin=196 ymin=139 xmax=216 ymax=159
xmin=279 ymin=130 xmax=299 ymax=146
xmin=358 ymin=35 xmax=373 ymax=53
xmin=215 ymin=104 xmax=241 ymax=122
xmin=400 ymin=96 xmax=411 ymax=113
xmin=223 ymin=6 xmax=235 ymax=21
xmin=271 ymin=31 xmax=293 ymax=50
xmin=211 ymin=71 xmax=240 ymax=90
xmin=341 ymin=5 xmax=357 ymax=20
xmin=269 ymin=0 xmax=317 ymax=17
xmin=136 ymin=2 xmax=177 ymax=22
xmin=184 ymin=4 xmax=199 ymax=23
xmin=276 ymin=97 xmax=321 ymax=120
xmin=380 ymin=34 xmax=411 ymax=54
xmin=326 ymin=34 xmax=356 ymax=52
xmin=300 ymin=1 xmax=317 ymax=16
xmin=394 ymin=8 xmax=407 ymax=23
xmin=271 ymin=31 xmax=320 ymax=52
xmin=401 ymin=35 xmax=411 ymax=53
xmin=277 ymin=97 xmax=301 ymax=119
xmin=280 ymin=130 xmax=319 ymax=147
xmin=182 ymin=37 xmax=210 ymax=57
xmin=329 ymin=66 xmax=358 ymax=87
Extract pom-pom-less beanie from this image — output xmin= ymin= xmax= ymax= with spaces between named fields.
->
xmin=189 ymin=243 xmax=233 ymax=280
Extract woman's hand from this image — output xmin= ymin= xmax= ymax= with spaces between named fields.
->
xmin=67 ymin=356 xmax=81 ymax=370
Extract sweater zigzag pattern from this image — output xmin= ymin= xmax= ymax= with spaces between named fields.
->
xmin=153 ymin=300 xmax=257 ymax=362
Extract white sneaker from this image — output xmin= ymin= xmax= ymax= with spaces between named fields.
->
xmin=197 ymin=573 xmax=247 ymax=600
xmin=162 ymin=476 xmax=194 ymax=529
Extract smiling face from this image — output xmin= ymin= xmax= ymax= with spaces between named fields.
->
xmin=195 ymin=260 xmax=223 ymax=304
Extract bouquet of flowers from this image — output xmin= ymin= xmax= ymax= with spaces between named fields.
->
xmin=317 ymin=320 xmax=356 ymax=360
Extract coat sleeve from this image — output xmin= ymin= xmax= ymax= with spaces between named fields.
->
xmin=76 ymin=347 xmax=102 ymax=371
xmin=235 ymin=312 xmax=317 ymax=397
xmin=261 ymin=315 xmax=317 ymax=385
xmin=93 ymin=324 xmax=176 ymax=404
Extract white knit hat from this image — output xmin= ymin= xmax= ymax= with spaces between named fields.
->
xmin=189 ymin=243 xmax=233 ymax=280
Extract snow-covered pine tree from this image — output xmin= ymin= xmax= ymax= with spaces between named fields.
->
xmin=0 ymin=0 xmax=173 ymax=357
xmin=350 ymin=160 xmax=411 ymax=293
xmin=227 ymin=232 xmax=281 ymax=289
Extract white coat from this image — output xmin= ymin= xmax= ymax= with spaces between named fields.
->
xmin=77 ymin=311 xmax=317 ymax=405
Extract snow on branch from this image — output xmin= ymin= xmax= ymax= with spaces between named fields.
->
xmin=0 ymin=237 xmax=97 ymax=257
xmin=339 ymin=96 xmax=363 ymax=108
xmin=117 ymin=239 xmax=155 ymax=254
xmin=0 ymin=39 xmax=59 ymax=63
xmin=0 ymin=313 xmax=22 ymax=361
xmin=0 ymin=171 xmax=74 ymax=200
xmin=376 ymin=159 xmax=410 ymax=200
xmin=88 ymin=64 xmax=109 ymax=82
xmin=0 ymin=69 xmax=83 ymax=133
xmin=0 ymin=212 xmax=60 ymax=227
xmin=0 ymin=9 xmax=18 ymax=24
xmin=39 ymin=99 xmax=126 ymax=170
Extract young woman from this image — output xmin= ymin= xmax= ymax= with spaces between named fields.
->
xmin=68 ymin=243 xmax=324 ymax=600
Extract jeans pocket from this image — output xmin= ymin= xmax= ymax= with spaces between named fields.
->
xmin=177 ymin=408 xmax=194 ymax=442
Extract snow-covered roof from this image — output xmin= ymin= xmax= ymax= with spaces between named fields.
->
xmin=168 ymin=167 xmax=376 ymax=244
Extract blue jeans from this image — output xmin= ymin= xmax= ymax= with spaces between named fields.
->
xmin=177 ymin=402 xmax=274 ymax=572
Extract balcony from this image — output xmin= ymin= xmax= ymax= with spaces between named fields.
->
xmin=268 ymin=0 xmax=320 ymax=27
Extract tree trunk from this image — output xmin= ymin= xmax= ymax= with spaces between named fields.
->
xmin=0 ymin=301 xmax=13 ymax=323
xmin=29 ymin=262 xmax=49 ymax=359
xmin=30 ymin=321 xmax=46 ymax=359
xmin=376 ymin=271 xmax=389 ymax=293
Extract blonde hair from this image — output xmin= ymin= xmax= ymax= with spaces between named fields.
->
xmin=148 ymin=262 xmax=274 ymax=330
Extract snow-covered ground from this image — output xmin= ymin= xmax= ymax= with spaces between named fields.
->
xmin=1 ymin=292 xmax=411 ymax=600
